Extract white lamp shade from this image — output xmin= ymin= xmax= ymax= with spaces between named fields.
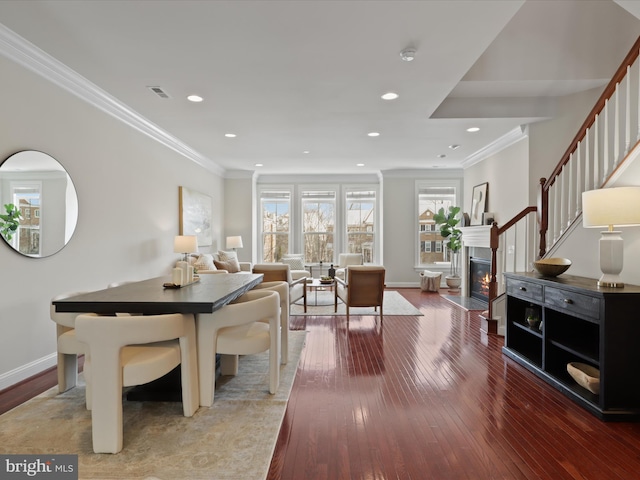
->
xmin=174 ymin=235 xmax=198 ymax=253
xmin=582 ymin=187 xmax=640 ymax=228
xmin=226 ymin=235 xmax=243 ymax=249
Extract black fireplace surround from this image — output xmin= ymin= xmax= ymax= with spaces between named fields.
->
xmin=469 ymin=257 xmax=490 ymax=303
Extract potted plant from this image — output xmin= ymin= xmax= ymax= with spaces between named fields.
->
xmin=433 ymin=205 xmax=462 ymax=289
xmin=0 ymin=203 xmax=21 ymax=242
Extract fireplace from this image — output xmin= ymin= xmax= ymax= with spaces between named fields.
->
xmin=469 ymin=257 xmax=490 ymax=303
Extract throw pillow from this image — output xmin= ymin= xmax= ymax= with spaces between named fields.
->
xmin=218 ymin=250 xmax=239 ymax=262
xmin=213 ymin=259 xmax=241 ymax=273
xmin=193 ymin=254 xmax=216 ymax=271
xmin=282 ymin=257 xmax=305 ymax=270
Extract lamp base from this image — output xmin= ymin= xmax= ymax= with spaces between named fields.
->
xmin=598 ymin=231 xmax=625 ymax=288
xmin=597 ymin=274 xmax=624 ymax=288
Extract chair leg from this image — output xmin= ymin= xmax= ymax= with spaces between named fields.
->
xmin=269 ymin=312 xmax=280 ymax=394
xmin=197 ymin=314 xmax=217 ymax=407
xmin=57 ymin=352 xmax=78 ymax=393
xmin=89 ymin=351 xmax=124 ymax=453
xmin=220 ymin=354 xmax=240 ymax=376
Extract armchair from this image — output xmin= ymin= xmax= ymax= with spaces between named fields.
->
xmin=334 ymin=253 xmax=364 ymax=280
xmin=335 ymin=265 xmax=386 ymax=322
xmin=252 ymin=263 xmax=308 ymax=312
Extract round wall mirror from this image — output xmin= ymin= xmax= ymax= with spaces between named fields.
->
xmin=0 ymin=150 xmax=79 ymax=257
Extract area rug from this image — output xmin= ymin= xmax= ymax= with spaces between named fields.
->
xmin=291 ymin=290 xmax=423 ymax=316
xmin=0 ymin=331 xmax=307 ymax=480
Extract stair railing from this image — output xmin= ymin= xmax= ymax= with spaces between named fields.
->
xmin=488 ymin=35 xmax=640 ymax=323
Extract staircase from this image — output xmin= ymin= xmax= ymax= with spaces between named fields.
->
xmin=488 ymin=35 xmax=640 ymax=334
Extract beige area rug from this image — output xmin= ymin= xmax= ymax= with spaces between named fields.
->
xmin=291 ymin=290 xmax=423 ymax=316
xmin=0 ymin=331 xmax=307 ymax=480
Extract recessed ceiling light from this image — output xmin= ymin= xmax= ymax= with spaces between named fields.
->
xmin=303 ymin=150 xmax=310 ymax=154
xmin=400 ymin=48 xmax=416 ymax=62
xmin=357 ymin=163 xmax=365 ymax=167
xmin=437 ymin=154 xmax=446 ymax=158
xmin=255 ymin=163 xmax=263 ymax=167
xmin=187 ymin=94 xmax=203 ymax=102
xmin=381 ymin=92 xmax=399 ymax=100
xmin=466 ymin=127 xmax=480 ymax=132
xmin=367 ymin=132 xmax=380 ymax=137
xmin=449 ymin=144 xmax=460 ymax=150
xmin=224 ymin=133 xmax=237 ymax=138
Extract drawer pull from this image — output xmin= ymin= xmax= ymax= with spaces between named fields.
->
xmin=564 ymin=298 xmax=573 ymax=304
xmin=519 ymin=287 xmax=527 ymax=291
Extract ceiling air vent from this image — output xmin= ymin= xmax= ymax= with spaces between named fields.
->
xmin=147 ymin=86 xmax=171 ymax=99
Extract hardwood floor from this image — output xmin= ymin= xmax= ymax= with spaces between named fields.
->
xmin=267 ymin=289 xmax=640 ymax=480
xmin=3 ymin=290 xmax=640 ymax=479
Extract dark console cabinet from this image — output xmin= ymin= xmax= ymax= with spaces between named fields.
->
xmin=503 ymin=272 xmax=640 ymax=421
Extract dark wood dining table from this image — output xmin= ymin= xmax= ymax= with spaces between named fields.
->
xmin=53 ymin=273 xmax=264 ymax=315
xmin=53 ymin=273 xmax=264 ymax=401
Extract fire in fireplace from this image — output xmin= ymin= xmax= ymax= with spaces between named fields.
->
xmin=469 ymin=257 xmax=490 ymax=303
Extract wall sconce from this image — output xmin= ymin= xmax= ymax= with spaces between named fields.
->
xmin=226 ymin=235 xmax=243 ymax=251
xmin=582 ymin=186 xmax=640 ymax=287
xmin=174 ymin=235 xmax=198 ymax=262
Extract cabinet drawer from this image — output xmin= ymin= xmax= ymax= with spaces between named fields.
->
xmin=506 ymin=278 xmax=543 ymax=302
xmin=545 ymin=287 xmax=600 ymax=321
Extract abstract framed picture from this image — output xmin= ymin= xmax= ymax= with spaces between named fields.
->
xmin=470 ymin=182 xmax=488 ymax=226
xmin=179 ymin=186 xmax=212 ymax=246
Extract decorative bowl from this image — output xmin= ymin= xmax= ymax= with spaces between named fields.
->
xmin=567 ymin=362 xmax=600 ymax=395
xmin=533 ymin=257 xmax=571 ymax=277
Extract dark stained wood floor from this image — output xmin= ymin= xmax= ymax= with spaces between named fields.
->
xmin=267 ymin=289 xmax=640 ymax=480
xmin=4 ymin=290 xmax=640 ymax=479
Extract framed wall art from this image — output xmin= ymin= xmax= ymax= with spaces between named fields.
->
xmin=470 ymin=182 xmax=488 ymax=226
xmin=179 ymin=186 xmax=212 ymax=246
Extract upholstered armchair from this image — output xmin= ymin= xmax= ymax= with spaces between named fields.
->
xmin=335 ymin=265 xmax=386 ymax=322
xmin=279 ymin=254 xmax=311 ymax=281
xmin=334 ymin=253 xmax=364 ymax=280
xmin=252 ymin=263 xmax=308 ymax=312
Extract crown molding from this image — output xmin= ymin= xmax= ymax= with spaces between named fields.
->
xmin=0 ymin=24 xmax=224 ymax=176
xmin=462 ymin=125 xmax=529 ymax=169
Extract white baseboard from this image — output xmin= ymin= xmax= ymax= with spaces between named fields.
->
xmin=0 ymin=353 xmax=56 ymax=391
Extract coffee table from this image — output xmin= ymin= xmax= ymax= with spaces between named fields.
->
xmin=306 ymin=278 xmax=335 ymax=306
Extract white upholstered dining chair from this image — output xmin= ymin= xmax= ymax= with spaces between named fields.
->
xmin=251 ymin=280 xmax=290 ymax=364
xmin=196 ymin=289 xmax=280 ymax=407
xmin=75 ymin=312 xmax=199 ymax=453
xmin=50 ymin=291 xmax=92 ymax=394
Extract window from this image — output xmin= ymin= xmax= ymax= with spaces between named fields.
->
xmin=302 ymin=190 xmax=335 ymax=263
xmin=12 ymin=184 xmax=41 ymax=256
xmin=260 ymin=190 xmax=290 ymax=262
xmin=345 ymin=190 xmax=375 ymax=263
xmin=417 ymin=184 xmax=458 ymax=265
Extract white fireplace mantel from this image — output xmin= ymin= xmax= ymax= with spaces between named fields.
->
xmin=460 ymin=226 xmax=491 ymax=248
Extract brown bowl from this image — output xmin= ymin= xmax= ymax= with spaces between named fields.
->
xmin=567 ymin=362 xmax=600 ymax=395
xmin=533 ymin=257 xmax=571 ymax=277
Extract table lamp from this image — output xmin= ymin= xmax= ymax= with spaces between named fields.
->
xmin=226 ymin=235 xmax=243 ymax=251
xmin=582 ymin=186 xmax=640 ymax=287
xmin=174 ymin=235 xmax=198 ymax=261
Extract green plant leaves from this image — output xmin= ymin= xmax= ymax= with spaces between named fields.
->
xmin=0 ymin=203 xmax=21 ymax=241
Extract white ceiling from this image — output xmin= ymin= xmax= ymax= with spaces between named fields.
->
xmin=0 ymin=0 xmax=638 ymax=175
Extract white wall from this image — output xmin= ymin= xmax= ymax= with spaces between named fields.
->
xmin=223 ymin=173 xmax=254 ymax=264
xmin=464 ymin=138 xmax=529 ymax=226
xmin=0 ymin=56 xmax=224 ymax=388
